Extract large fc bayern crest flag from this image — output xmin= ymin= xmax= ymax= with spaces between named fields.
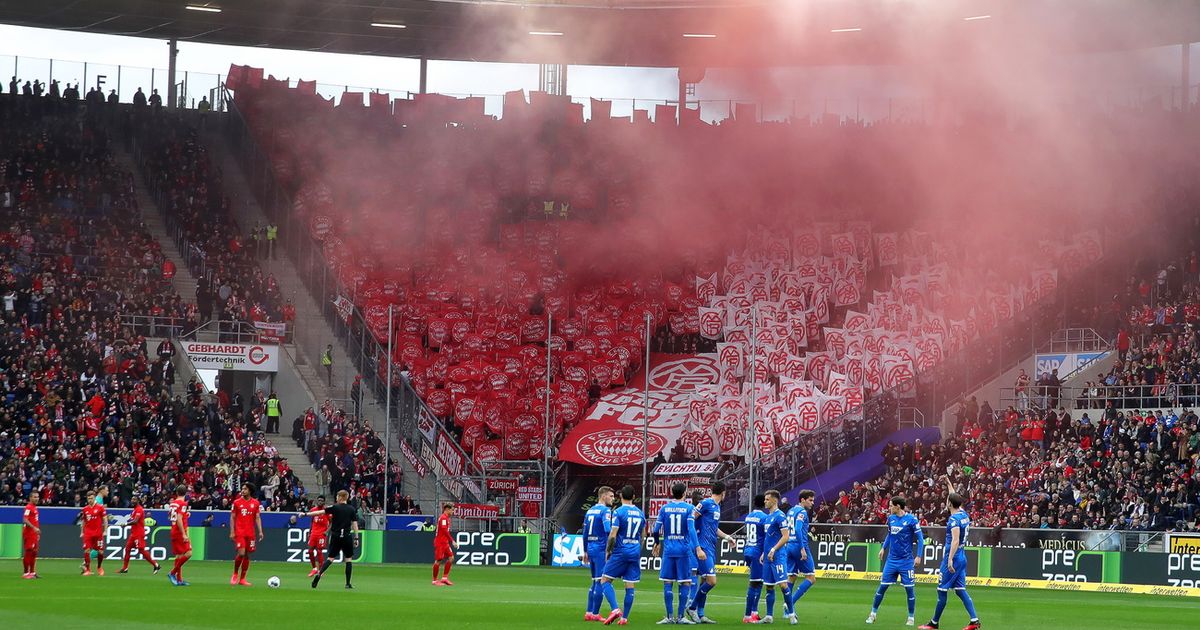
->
xmin=559 ymin=354 xmax=718 ymax=466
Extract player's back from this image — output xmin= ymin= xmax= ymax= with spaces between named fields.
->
xmin=656 ymin=500 xmax=695 ymax=557
xmin=945 ymin=511 xmax=970 ymax=557
xmin=169 ymin=498 xmax=189 ymax=533
xmin=744 ymin=509 xmax=767 ymax=553
xmin=886 ymin=513 xmax=920 ymax=561
xmin=694 ymin=497 xmax=721 ymax=550
xmin=612 ymin=504 xmax=645 ymax=555
xmin=785 ymin=506 xmax=807 ymax=546
xmin=583 ymin=503 xmax=612 ymax=547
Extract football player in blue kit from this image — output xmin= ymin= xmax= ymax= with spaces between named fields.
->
xmin=867 ymin=496 xmax=924 ymax=626
xmin=684 ymin=481 xmax=735 ymax=624
xmin=784 ymin=489 xmax=817 ymax=625
xmin=920 ymin=478 xmax=981 ymax=630
xmin=757 ymin=489 xmax=791 ymax=624
xmin=652 ymin=482 xmax=704 ymax=625
xmin=600 ymin=485 xmax=647 ymax=626
xmin=742 ymin=494 xmax=767 ymax=624
xmin=582 ymin=486 xmax=617 ymax=621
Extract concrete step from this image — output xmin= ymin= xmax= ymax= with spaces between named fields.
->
xmin=199 ymin=123 xmax=438 ymax=512
xmin=111 ymin=146 xmax=199 ymax=301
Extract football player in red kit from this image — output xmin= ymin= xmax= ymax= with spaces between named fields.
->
xmin=432 ymin=502 xmax=458 ymax=586
xmin=307 ymin=495 xmax=331 ymax=577
xmin=167 ymin=485 xmax=192 ymax=586
xmin=21 ymin=490 xmax=40 ymax=579
xmin=230 ymin=483 xmax=264 ymax=586
xmin=120 ymin=495 xmax=161 ymax=574
xmin=80 ymin=489 xmax=107 ymax=576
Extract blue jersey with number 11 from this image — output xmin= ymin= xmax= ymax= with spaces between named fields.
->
xmin=654 ymin=500 xmax=698 ymax=558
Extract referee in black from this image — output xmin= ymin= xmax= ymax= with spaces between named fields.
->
xmin=308 ymin=489 xmax=359 ymax=589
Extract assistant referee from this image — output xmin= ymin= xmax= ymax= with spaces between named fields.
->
xmin=308 ymin=490 xmax=360 ymax=589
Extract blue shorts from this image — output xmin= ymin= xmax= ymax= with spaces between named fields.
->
xmin=689 ymin=552 xmax=698 ymax=576
xmin=938 ymin=555 xmax=968 ymax=590
xmin=744 ymin=550 xmax=763 ymax=581
xmin=660 ymin=555 xmax=691 ymax=582
xmin=787 ymin=546 xmax=815 ymax=576
xmin=762 ymin=550 xmax=789 ymax=586
xmin=602 ymin=550 xmax=641 ymax=584
xmin=696 ymin=545 xmax=716 ymax=577
xmin=881 ymin=559 xmax=916 ymax=587
xmin=587 ymin=543 xmax=607 ymax=580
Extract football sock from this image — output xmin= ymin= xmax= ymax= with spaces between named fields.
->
xmin=905 ymin=585 xmax=916 ymax=616
xmin=319 ymin=558 xmax=333 ymax=576
xmin=587 ymin=581 xmax=598 ymax=614
xmin=623 ymin=587 xmax=636 ymax=619
xmin=766 ymin=588 xmax=776 ymax=617
xmin=872 ymin=584 xmax=889 ymax=613
xmin=956 ymin=589 xmax=978 ymax=620
xmin=932 ymin=590 xmax=948 ymax=623
xmin=443 ymin=561 xmax=453 ymax=577
xmin=790 ymin=578 xmax=814 ymax=607
xmin=678 ymin=583 xmax=691 ymax=619
xmin=433 ymin=562 xmax=440 ymax=581
xmin=663 ymin=583 xmax=674 ymax=619
xmin=780 ymin=583 xmax=793 ymax=615
xmin=83 ymin=554 xmax=91 ymax=572
xmin=241 ymin=557 xmax=250 ymax=579
xmin=345 ymin=562 xmax=352 ymax=586
xmin=234 ymin=556 xmax=243 ymax=575
xmin=746 ymin=584 xmax=762 ymax=616
xmin=692 ymin=581 xmax=714 ymax=614
xmin=602 ymin=582 xmax=619 ymax=610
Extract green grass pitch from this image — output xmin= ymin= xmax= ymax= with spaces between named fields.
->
xmin=0 ymin=560 xmax=1194 ymax=629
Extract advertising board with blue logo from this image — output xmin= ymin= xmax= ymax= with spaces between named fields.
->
xmin=1034 ymin=352 xmax=1108 ymax=378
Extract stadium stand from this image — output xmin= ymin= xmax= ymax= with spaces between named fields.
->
xmin=0 ymin=95 xmax=314 ymax=510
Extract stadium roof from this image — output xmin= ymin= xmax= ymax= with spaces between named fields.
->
xmin=2 ymin=1 xmax=1198 ymax=68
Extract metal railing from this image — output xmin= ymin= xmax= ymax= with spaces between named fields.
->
xmin=1039 ymin=327 xmax=1112 ymax=356
xmin=1000 ymin=382 xmax=1200 ymax=412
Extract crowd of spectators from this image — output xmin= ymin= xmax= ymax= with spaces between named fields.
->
xmin=134 ymin=115 xmax=289 ymax=328
xmin=290 ymin=398 xmax=411 ymax=514
xmin=821 ymin=403 xmax=1200 ymax=532
xmin=0 ymin=95 xmax=313 ymax=511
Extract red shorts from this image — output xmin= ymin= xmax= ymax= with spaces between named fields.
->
xmin=234 ymin=535 xmax=257 ymax=553
xmin=23 ymin=535 xmax=39 ymax=551
xmin=126 ymin=537 xmax=147 ymax=552
xmin=309 ymin=534 xmax=327 ymax=549
xmin=435 ymin=542 xmax=453 ymax=560
xmin=171 ymin=536 xmax=192 ymax=556
xmin=83 ymin=535 xmax=104 ymax=551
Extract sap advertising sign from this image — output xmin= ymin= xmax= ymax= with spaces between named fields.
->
xmin=1034 ymin=352 xmax=1106 ymax=378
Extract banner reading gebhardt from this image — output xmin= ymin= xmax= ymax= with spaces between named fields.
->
xmin=180 ymin=341 xmax=280 ymax=372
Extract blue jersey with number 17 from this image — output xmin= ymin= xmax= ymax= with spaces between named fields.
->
xmin=945 ymin=510 xmax=970 ymax=560
xmin=583 ymin=503 xmax=612 ymax=546
xmin=611 ymin=504 xmax=646 ymax=556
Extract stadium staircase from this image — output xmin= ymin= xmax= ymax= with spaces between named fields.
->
xmin=199 ymin=118 xmax=435 ymax=509
xmin=111 ymin=146 xmax=199 ymax=302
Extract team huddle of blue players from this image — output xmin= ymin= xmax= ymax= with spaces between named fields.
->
xmin=580 ymin=477 xmax=981 ymax=628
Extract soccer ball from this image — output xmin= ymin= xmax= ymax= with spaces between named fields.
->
xmin=268 ymin=576 xmax=281 ymax=588
xmin=145 ymin=517 xmax=157 ymax=527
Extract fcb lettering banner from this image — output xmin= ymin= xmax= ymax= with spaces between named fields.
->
xmin=558 ymin=354 xmax=719 ymax=466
